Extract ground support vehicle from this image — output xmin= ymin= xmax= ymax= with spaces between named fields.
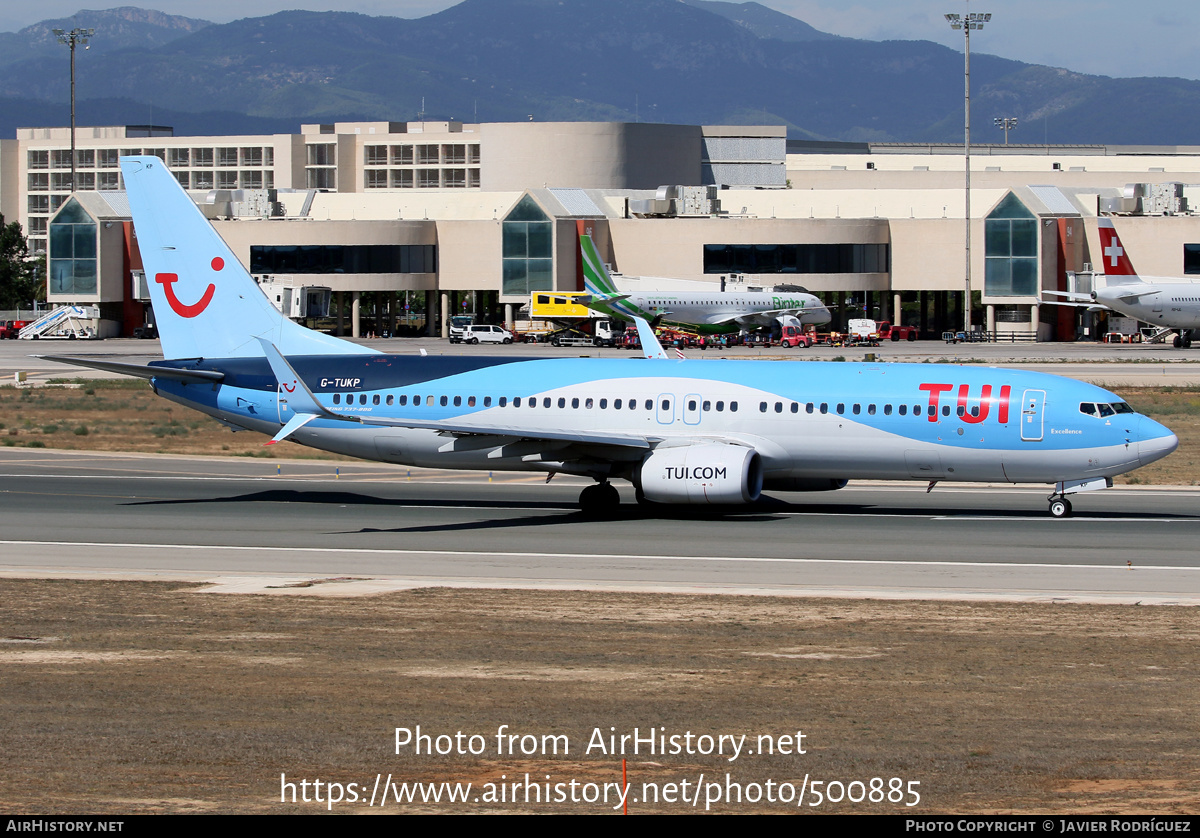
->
xmin=1 ymin=320 xmax=29 ymax=339
xmin=877 ymin=321 xmax=919 ymax=341
xmin=447 ymin=315 xmax=474 ymax=344
xmin=462 ymin=324 xmax=514 ymax=345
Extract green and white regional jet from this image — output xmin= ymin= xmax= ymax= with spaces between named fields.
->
xmin=579 ymin=235 xmax=832 ymax=336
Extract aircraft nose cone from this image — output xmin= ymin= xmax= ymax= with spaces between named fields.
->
xmin=1138 ymin=417 xmax=1178 ymax=467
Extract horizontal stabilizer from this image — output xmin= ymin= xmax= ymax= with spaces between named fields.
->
xmin=39 ymin=355 xmax=225 ymax=383
xmin=266 ymin=413 xmax=319 ymax=445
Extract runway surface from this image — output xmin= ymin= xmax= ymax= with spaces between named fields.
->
xmin=2 ymin=449 xmax=1198 ymax=604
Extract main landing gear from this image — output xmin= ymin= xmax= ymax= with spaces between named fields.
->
xmin=1174 ymin=329 xmax=1193 ymax=349
xmin=579 ymin=481 xmax=621 ymax=516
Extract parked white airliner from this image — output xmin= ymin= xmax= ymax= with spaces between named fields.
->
xmin=44 ymin=158 xmax=1177 ymax=517
xmin=1056 ymin=218 xmax=1200 ymax=347
xmin=579 ymin=235 xmax=831 ymax=334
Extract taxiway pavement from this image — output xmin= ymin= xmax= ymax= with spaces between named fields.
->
xmin=2 ymin=450 xmax=1197 ymax=605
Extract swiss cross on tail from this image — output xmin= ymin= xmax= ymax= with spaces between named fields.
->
xmin=1097 ymin=219 xmax=1137 ymax=276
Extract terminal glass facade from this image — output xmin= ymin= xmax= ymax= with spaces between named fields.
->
xmin=984 ymin=194 xmax=1038 ymax=296
xmin=250 ymin=244 xmax=436 ymax=274
xmin=702 ymin=243 xmax=888 ymax=274
xmin=502 ymin=195 xmax=553 ymax=295
xmin=1184 ymin=244 xmax=1200 ymax=275
xmin=48 ymin=198 xmax=97 ymax=295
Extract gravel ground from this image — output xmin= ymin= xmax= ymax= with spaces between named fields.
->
xmin=2 ymin=581 xmax=1198 ymax=814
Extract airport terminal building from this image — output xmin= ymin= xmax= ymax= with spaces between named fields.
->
xmin=4 ymin=119 xmax=1200 ymax=340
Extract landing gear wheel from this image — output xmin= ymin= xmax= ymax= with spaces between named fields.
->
xmin=579 ymin=482 xmax=621 ymax=516
xmin=1049 ymin=498 xmax=1073 ymax=519
xmin=1183 ymin=331 xmax=1194 ymax=349
xmin=1175 ymin=335 xmax=1183 ymax=348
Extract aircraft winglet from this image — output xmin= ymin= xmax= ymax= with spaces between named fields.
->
xmin=633 ymin=316 xmax=669 ymax=360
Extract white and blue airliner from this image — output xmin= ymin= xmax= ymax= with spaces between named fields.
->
xmin=46 ymin=157 xmax=1178 ymax=517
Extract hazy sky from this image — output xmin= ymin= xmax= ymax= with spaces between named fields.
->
xmin=3 ymin=0 xmax=1196 ymax=82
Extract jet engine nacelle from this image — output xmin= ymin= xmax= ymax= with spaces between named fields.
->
xmin=638 ymin=444 xmax=763 ymax=504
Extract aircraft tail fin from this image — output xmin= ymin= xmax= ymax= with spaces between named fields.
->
xmin=1097 ymin=217 xmax=1142 ymax=286
xmin=580 ymin=234 xmax=620 ymax=296
xmin=120 ymin=156 xmax=377 ymax=360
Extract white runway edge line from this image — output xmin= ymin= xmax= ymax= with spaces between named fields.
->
xmin=2 ymin=540 xmax=1200 ymax=572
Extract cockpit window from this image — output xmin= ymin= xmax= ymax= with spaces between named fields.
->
xmin=1081 ymin=401 xmax=1134 ymax=417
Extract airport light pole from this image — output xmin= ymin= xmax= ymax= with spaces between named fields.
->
xmin=994 ymin=116 xmax=1018 ymax=144
xmin=945 ymin=6 xmax=990 ymax=333
xmin=52 ymin=27 xmax=95 ymax=193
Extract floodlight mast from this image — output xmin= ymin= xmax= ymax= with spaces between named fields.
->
xmin=945 ymin=6 xmax=990 ymax=333
xmin=52 ymin=27 xmax=95 ymax=194
xmin=995 ymin=116 xmax=1018 ymax=144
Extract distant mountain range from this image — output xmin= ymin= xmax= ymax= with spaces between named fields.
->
xmin=2 ymin=0 xmax=1198 ymax=144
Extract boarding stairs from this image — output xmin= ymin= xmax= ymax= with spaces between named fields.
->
xmin=18 ymin=306 xmax=98 ymax=340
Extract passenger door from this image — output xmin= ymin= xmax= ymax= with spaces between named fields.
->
xmin=1020 ymin=390 xmax=1045 ymax=442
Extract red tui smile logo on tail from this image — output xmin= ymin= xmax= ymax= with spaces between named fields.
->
xmin=155 ymin=256 xmax=223 ymax=318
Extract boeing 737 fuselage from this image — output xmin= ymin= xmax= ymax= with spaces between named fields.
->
xmin=46 ymin=159 xmax=1178 ymax=518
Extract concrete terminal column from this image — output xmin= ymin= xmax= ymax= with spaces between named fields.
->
xmin=986 ymin=304 xmax=995 ymax=333
xmin=425 ymin=291 xmax=436 ymax=336
xmin=336 ymin=291 xmax=344 ymax=336
xmin=1031 ymin=304 xmax=1040 ymax=342
xmin=504 ymin=303 xmax=514 ymax=330
xmin=893 ymin=292 xmax=902 ymax=325
xmin=440 ymin=292 xmax=449 ymax=339
xmin=351 ymin=291 xmax=361 ymax=339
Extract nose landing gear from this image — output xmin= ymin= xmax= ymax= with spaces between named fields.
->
xmin=1048 ymin=495 xmax=1073 ymax=519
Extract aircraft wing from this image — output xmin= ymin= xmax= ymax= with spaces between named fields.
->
xmin=1043 ymin=290 xmax=1093 ymax=303
xmin=1109 ymin=289 xmax=1161 ymax=303
xmin=712 ymin=308 xmax=806 ymax=328
xmin=356 ymin=415 xmax=653 ymax=449
xmin=1041 ymin=291 xmax=1111 ymax=312
xmin=39 ymin=355 xmax=226 ymax=383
